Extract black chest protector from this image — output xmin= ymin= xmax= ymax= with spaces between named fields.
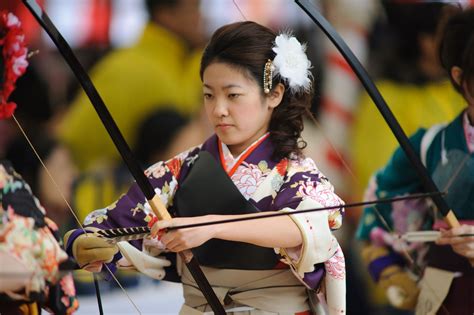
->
xmin=174 ymin=151 xmax=280 ymax=269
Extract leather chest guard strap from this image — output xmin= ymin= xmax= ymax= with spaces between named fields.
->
xmin=174 ymin=151 xmax=280 ymax=269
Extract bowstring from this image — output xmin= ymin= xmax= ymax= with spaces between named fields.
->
xmin=441 ymin=153 xmax=469 ymax=193
xmin=302 ymin=23 xmax=462 ymax=315
xmin=12 ymin=114 xmax=142 ymax=314
xmin=306 ymin=72 xmax=453 ymax=315
xmin=12 ymin=114 xmax=86 ymax=235
xmin=232 ymin=0 xmax=247 ymax=21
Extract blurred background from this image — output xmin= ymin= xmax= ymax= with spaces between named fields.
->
xmin=1 ymin=0 xmax=473 ymax=314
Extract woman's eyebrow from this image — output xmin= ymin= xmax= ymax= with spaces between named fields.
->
xmin=223 ymin=84 xmax=243 ymax=89
xmin=203 ymin=83 xmax=244 ymax=90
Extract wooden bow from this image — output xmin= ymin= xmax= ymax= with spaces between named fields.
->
xmin=295 ymin=0 xmax=460 ymax=229
xmin=21 ymin=0 xmax=226 ymax=314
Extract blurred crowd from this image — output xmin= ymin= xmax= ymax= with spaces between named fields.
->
xmin=1 ymin=0 xmax=473 ymax=314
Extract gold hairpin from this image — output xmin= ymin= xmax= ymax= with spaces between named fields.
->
xmin=263 ymin=59 xmax=273 ymax=94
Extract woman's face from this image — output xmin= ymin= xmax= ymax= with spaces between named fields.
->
xmin=203 ymin=62 xmax=281 ymax=156
xmin=465 ymin=80 xmax=474 ymax=124
xmin=452 ymin=66 xmax=474 ymax=123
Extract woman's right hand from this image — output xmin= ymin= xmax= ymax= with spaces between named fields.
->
xmin=65 ymin=229 xmax=118 ymax=272
xmin=436 ymin=225 xmax=474 ymax=265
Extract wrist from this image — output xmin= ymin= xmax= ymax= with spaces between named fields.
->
xmin=206 ymin=214 xmax=224 ymax=239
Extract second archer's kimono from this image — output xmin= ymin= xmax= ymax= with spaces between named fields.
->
xmin=0 ymin=161 xmax=78 ymax=315
xmin=356 ymin=111 xmax=474 ymax=314
xmin=68 ymin=133 xmax=346 ymax=314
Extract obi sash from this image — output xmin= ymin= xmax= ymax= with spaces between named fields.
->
xmin=174 ymin=151 xmax=280 ymax=269
xmin=180 ymin=266 xmax=310 ymax=314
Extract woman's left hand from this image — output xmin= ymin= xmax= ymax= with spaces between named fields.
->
xmin=436 ymin=225 xmax=474 ymax=265
xmin=150 ymin=215 xmax=218 ymax=252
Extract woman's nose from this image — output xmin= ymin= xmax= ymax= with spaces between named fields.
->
xmin=213 ymin=99 xmax=229 ymax=117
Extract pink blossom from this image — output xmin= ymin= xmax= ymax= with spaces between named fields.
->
xmin=12 ymin=54 xmax=28 ymax=76
xmin=6 ymin=13 xmax=20 ymax=27
xmin=152 ymin=165 xmax=166 ymax=178
xmin=392 ymin=198 xmax=427 ymax=234
xmin=61 ymin=296 xmax=70 ymax=308
xmin=59 ymin=274 xmax=76 ymax=297
xmin=1 ymin=10 xmax=28 ymax=119
xmin=298 ymin=180 xmax=341 ymax=207
xmin=232 ymin=164 xmax=265 ymax=199
xmin=145 ymin=163 xmax=166 ymax=179
xmin=325 ymin=246 xmax=345 ymax=280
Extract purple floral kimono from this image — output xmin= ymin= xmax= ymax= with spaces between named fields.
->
xmin=76 ymin=134 xmax=347 ymax=314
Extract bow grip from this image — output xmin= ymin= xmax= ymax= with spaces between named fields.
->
xmin=148 ymin=194 xmax=172 ymax=220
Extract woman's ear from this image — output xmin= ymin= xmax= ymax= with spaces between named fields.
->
xmin=451 ymin=66 xmax=463 ymax=86
xmin=266 ymin=83 xmax=285 ymax=109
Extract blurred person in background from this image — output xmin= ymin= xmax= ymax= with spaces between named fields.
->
xmin=0 ymin=161 xmax=79 ymax=315
xmin=0 ymin=11 xmax=78 ymax=315
xmin=357 ymin=7 xmax=474 ymax=315
xmin=3 ymin=60 xmax=79 ymax=235
xmin=0 ymin=8 xmax=79 ymax=236
xmin=58 ymin=0 xmax=205 ymax=171
xmin=351 ymin=1 xmax=465 ymax=200
xmin=350 ymin=2 xmax=466 ymax=314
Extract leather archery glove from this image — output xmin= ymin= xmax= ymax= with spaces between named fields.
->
xmin=361 ymin=244 xmax=419 ymax=310
xmin=64 ymin=228 xmax=118 ymax=271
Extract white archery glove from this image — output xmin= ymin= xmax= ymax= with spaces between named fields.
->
xmin=116 ymin=241 xmax=171 ymax=280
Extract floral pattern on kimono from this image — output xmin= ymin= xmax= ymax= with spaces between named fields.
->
xmin=356 ymin=111 xmax=474 ymax=257
xmin=76 ymin=134 xmax=346 ymax=313
xmin=0 ymin=161 xmax=78 ymax=314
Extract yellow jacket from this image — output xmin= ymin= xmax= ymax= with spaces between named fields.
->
xmin=59 ymin=23 xmax=202 ymax=170
xmin=351 ymin=79 xmax=465 ymax=198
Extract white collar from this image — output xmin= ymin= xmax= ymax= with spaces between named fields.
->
xmin=220 ymin=132 xmax=270 ymax=172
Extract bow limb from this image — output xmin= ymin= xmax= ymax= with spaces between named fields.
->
xmin=295 ymin=0 xmax=460 ymax=229
xmin=21 ymin=1 xmax=226 ymax=314
xmin=293 ymin=2 xmax=461 ymax=313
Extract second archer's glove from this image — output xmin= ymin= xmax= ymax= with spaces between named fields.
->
xmin=361 ymin=244 xmax=419 ymax=310
xmin=64 ymin=228 xmax=118 ymax=270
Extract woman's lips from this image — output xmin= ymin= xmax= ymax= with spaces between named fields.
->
xmin=217 ymin=124 xmax=233 ymax=130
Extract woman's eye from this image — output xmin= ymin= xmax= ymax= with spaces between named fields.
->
xmin=203 ymin=93 xmax=213 ymax=100
xmin=228 ymin=93 xmax=240 ymax=99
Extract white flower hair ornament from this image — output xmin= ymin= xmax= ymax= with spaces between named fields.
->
xmin=271 ymin=33 xmax=312 ymax=94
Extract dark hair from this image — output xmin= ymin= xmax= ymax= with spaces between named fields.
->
xmin=200 ymin=21 xmax=313 ymax=160
xmin=134 ymin=108 xmax=188 ymax=164
xmin=383 ymin=2 xmax=447 ymax=61
xmin=439 ymin=8 xmax=474 ymax=96
xmin=145 ymin=0 xmax=180 ymax=18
